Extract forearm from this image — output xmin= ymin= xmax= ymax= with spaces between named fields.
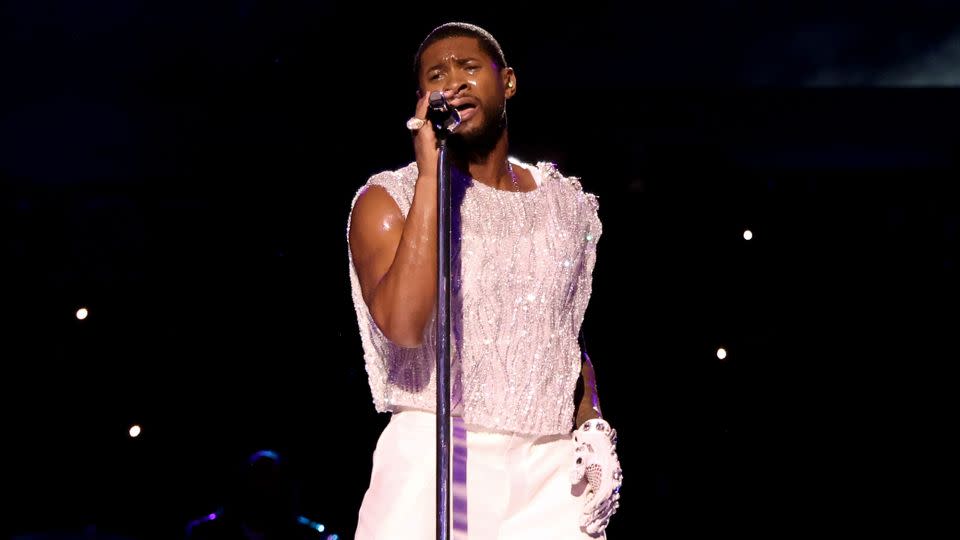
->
xmin=368 ymin=175 xmax=438 ymax=347
xmin=575 ymin=351 xmax=602 ymax=427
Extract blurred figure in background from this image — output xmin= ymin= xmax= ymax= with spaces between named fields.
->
xmin=185 ymin=450 xmax=336 ymax=540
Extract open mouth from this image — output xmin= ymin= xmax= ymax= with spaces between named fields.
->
xmin=454 ymin=103 xmax=477 ymax=121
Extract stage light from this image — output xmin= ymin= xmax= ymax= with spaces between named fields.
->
xmin=298 ymin=516 xmax=325 ymax=533
xmin=76 ymin=307 xmax=89 ymax=320
xmin=129 ymin=424 xmax=141 ymax=438
xmin=743 ymin=229 xmax=753 ymax=241
xmin=717 ymin=347 xmax=727 ymax=360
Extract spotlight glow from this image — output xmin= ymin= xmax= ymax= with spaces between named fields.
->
xmin=743 ymin=229 xmax=753 ymax=241
xmin=129 ymin=425 xmax=141 ymax=438
xmin=76 ymin=308 xmax=89 ymax=320
xmin=717 ymin=348 xmax=727 ymax=360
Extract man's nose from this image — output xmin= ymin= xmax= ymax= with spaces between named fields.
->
xmin=443 ymin=78 xmax=469 ymax=96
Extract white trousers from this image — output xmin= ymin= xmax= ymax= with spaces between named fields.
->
xmin=355 ymin=410 xmax=605 ymax=540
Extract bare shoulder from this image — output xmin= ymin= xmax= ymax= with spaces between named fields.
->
xmin=349 ymin=184 xmax=405 ymax=303
xmin=349 ymin=184 xmax=403 ymax=252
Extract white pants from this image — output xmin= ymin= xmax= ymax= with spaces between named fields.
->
xmin=355 ymin=410 xmax=605 ymax=540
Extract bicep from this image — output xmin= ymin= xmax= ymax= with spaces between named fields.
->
xmin=349 ymin=185 xmax=404 ymax=305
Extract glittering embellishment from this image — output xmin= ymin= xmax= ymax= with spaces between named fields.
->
xmin=346 ymin=159 xmax=603 ymax=436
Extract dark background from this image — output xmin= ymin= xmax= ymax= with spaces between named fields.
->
xmin=4 ymin=1 xmax=958 ymax=539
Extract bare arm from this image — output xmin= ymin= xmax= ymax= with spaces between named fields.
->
xmin=574 ymin=344 xmax=603 ymax=427
xmin=348 ymin=92 xmax=444 ymax=348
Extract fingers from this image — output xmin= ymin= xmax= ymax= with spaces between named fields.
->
xmin=412 ymin=93 xmax=436 ymax=145
xmin=411 ymin=91 xmax=440 ymax=178
xmin=581 ymin=491 xmax=619 ymax=536
xmin=414 ymin=91 xmax=431 ymax=124
xmin=411 ymin=89 xmax=456 ymax=133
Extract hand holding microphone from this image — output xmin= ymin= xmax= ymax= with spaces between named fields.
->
xmin=427 ymin=91 xmax=461 ymax=136
xmin=408 ymin=90 xmax=462 ymax=179
xmin=406 ymin=91 xmax=460 ymax=135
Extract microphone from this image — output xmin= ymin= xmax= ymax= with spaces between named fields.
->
xmin=427 ymin=91 xmax=461 ymax=136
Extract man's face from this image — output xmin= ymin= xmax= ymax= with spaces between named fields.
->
xmin=418 ymin=36 xmax=514 ymax=141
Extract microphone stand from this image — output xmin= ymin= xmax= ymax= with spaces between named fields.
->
xmin=432 ymin=101 xmax=459 ymax=540
xmin=436 ymin=133 xmax=452 ymax=540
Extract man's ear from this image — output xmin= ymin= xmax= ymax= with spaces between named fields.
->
xmin=503 ymin=67 xmax=517 ymax=98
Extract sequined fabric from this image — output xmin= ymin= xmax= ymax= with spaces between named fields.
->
xmin=346 ymin=159 xmax=601 ymax=436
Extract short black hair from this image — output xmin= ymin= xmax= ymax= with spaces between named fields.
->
xmin=414 ymin=22 xmax=508 ymax=81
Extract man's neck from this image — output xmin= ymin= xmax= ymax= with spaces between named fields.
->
xmin=454 ymin=133 xmax=512 ymax=190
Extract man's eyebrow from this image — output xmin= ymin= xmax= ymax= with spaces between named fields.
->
xmin=425 ymin=57 xmax=483 ymax=72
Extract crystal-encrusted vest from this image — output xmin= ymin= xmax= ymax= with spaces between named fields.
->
xmin=347 ymin=159 xmax=602 ymax=436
